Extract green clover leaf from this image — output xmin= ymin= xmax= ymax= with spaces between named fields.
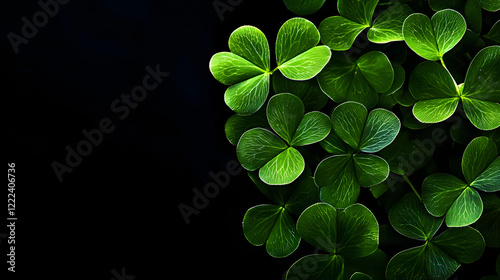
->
xmin=315 ymin=101 xmax=400 ymax=208
xmin=422 ymin=136 xmax=500 ymax=227
xmin=286 ymin=203 xmax=384 ymax=280
xmin=317 ymin=51 xmax=396 ymax=109
xmin=386 ymin=193 xmax=485 ymax=279
xmin=410 ymin=46 xmax=500 ymax=130
xmin=210 ymin=18 xmax=331 ymax=115
xmin=237 ymin=93 xmax=330 ymax=185
xmin=320 ymin=1 xmax=413 ymax=51
xmin=403 ymin=9 xmax=466 ymax=61
xmin=243 ymin=174 xmax=319 ymax=258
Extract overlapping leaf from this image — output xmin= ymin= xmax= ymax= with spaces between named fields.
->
xmin=317 ymin=51 xmax=396 ymax=109
xmin=286 ymin=203 xmax=382 ymax=280
xmin=315 ymin=102 xmax=400 ymax=208
xmin=243 ymin=174 xmax=319 ymax=258
xmin=320 ymin=1 xmax=413 ymax=50
xmin=387 ymin=193 xmax=485 ymax=279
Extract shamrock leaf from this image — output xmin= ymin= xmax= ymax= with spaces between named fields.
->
xmin=387 ymin=193 xmax=485 ymax=279
xmin=317 ymin=51 xmax=395 ymax=109
xmin=210 ymin=18 xmax=331 ymax=115
xmin=243 ymin=174 xmax=319 ymax=258
xmin=285 ymin=203 xmax=381 ymax=280
xmin=320 ymin=1 xmax=413 ymax=50
xmin=402 ymin=9 xmax=466 ymax=61
xmin=422 ymin=136 xmax=500 ymax=227
xmin=473 ymin=193 xmax=500 ymax=247
xmin=210 ymin=26 xmax=270 ymax=115
xmin=314 ymin=102 xmax=400 ymax=208
xmin=276 ymin=18 xmax=331 ymax=81
xmin=224 ymin=107 xmax=270 ymax=145
xmin=237 ymin=93 xmax=330 ymax=185
xmin=409 ymin=46 xmax=500 ymax=130
xmin=283 ymin=0 xmax=326 ymax=15
xmin=479 ymin=0 xmax=500 ymax=11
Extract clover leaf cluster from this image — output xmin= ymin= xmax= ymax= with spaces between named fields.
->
xmin=210 ymin=0 xmax=500 ymax=279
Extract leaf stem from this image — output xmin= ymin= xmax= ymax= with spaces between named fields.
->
xmin=403 ymin=175 xmax=422 ymax=201
xmin=439 ymin=57 xmax=447 ymax=69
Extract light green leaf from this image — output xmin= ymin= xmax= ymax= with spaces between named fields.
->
xmin=357 ymin=51 xmax=394 ymax=93
xmin=462 ymin=136 xmax=498 ymax=184
xmin=368 ymin=4 xmax=413 ymax=43
xmin=403 ymin=10 xmax=466 ymax=60
xmin=422 ymin=173 xmax=468 ymax=217
xmin=331 ymin=101 xmax=368 ymax=150
xmin=412 ymin=98 xmax=460 ymax=123
xmin=359 ymin=108 xmax=401 ymax=153
xmin=315 ymin=155 xmax=360 ymax=208
xmin=409 ymin=61 xmax=458 ymax=100
xmin=286 ymin=254 xmax=344 ymax=280
xmin=445 ymin=186 xmax=483 ymax=227
xmin=237 ymin=128 xmax=287 ymax=171
xmin=276 ymin=17 xmax=320 ymax=66
xmin=209 ymin=52 xmax=265 ymax=85
xmin=228 ymin=26 xmax=270 ymax=71
xmin=283 ymin=0 xmax=326 ymax=15
xmin=479 ymin=0 xmax=500 ymax=11
xmin=259 ymin=147 xmax=305 ymax=185
xmin=473 ymin=193 xmax=500 ymax=247
xmin=278 ymin=46 xmax=332 ymax=80
xmin=291 ymin=111 xmax=331 ymax=146
xmin=319 ymin=16 xmax=368 ymax=51
xmin=463 ymin=98 xmax=500 ymax=130
xmin=272 ymin=71 xmax=328 ymax=111
xmin=432 ymin=226 xmax=485 ymax=263
xmin=389 ymin=193 xmax=444 ymax=241
xmin=462 ymin=45 xmax=500 ymax=102
xmin=317 ymin=53 xmax=379 ymax=108
xmin=224 ymin=73 xmax=270 ymax=115
xmin=243 ymin=205 xmax=300 ymax=258
xmin=337 ymin=0 xmax=378 ymax=26
xmin=267 ymin=93 xmax=304 ymax=144
xmin=352 ymin=154 xmax=390 ymax=187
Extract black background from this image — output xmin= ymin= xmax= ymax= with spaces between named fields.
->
xmin=1 ymin=0 xmax=499 ymax=279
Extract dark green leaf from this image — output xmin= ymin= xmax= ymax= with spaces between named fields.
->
xmin=272 ymin=71 xmax=328 ymax=111
xmin=237 ymin=128 xmax=287 ymax=171
xmin=291 ymin=111 xmax=331 ymax=146
xmin=225 ymin=107 xmax=269 ymax=145
xmin=479 ymin=0 xmax=500 ymax=11
xmin=386 ymin=245 xmax=427 ymax=280
xmin=432 ymin=226 xmax=485 ymax=263
xmin=389 ymin=193 xmax=444 ymax=241
xmin=359 ymin=108 xmax=401 ymax=153
xmin=286 ymin=254 xmax=344 ymax=280
xmin=283 ymin=0 xmax=326 ymax=16
xmin=462 ymin=136 xmax=498 ymax=184
xmin=484 ymin=20 xmax=500 ymax=43
xmin=473 ymin=193 xmax=500 ymax=247
xmin=332 ymin=101 xmax=368 ymax=150
xmin=352 ymin=154 xmax=390 ymax=187
xmin=267 ymin=93 xmax=304 ymax=144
